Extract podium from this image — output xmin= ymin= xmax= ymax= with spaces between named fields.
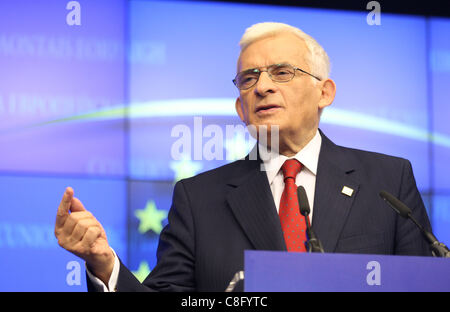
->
xmin=244 ymin=250 xmax=450 ymax=291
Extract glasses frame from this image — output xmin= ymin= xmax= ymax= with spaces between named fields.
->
xmin=232 ymin=63 xmax=322 ymax=90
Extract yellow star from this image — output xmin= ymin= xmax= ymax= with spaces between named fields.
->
xmin=132 ymin=261 xmax=151 ymax=283
xmin=169 ymin=153 xmax=202 ymax=183
xmin=135 ymin=200 xmax=168 ymax=234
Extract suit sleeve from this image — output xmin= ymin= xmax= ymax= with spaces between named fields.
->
xmin=141 ymin=179 xmax=196 ymax=291
xmin=86 ymin=180 xmax=196 ymax=292
xmin=394 ymin=159 xmax=433 ymax=256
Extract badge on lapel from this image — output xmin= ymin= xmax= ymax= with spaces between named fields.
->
xmin=341 ymin=186 xmax=354 ymax=197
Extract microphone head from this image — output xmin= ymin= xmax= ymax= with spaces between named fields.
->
xmin=379 ymin=190 xmax=411 ymax=218
xmin=297 ymin=186 xmax=310 ymax=216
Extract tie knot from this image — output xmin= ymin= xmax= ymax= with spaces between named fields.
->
xmin=281 ymin=159 xmax=302 ymax=181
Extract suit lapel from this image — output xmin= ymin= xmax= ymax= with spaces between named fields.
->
xmin=224 ymin=131 xmax=361 ymax=253
xmin=225 ymin=153 xmax=286 ymax=251
xmin=312 ymin=131 xmax=360 ymax=252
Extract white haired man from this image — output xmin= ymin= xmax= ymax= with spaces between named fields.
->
xmin=55 ymin=22 xmax=432 ymax=292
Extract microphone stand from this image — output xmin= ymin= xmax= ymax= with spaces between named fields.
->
xmin=297 ymin=186 xmax=324 ymax=253
xmin=430 ymin=241 xmax=450 ymax=258
xmin=409 ymin=216 xmax=450 ymax=258
xmin=379 ymin=190 xmax=450 ymax=258
xmin=303 ymin=215 xmax=324 ymax=253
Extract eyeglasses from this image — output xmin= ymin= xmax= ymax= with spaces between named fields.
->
xmin=233 ymin=63 xmax=321 ymax=90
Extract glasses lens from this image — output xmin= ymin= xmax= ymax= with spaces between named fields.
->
xmin=269 ymin=64 xmax=295 ymax=82
xmin=236 ymin=69 xmax=260 ymax=89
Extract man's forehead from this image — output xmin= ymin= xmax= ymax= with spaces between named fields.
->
xmin=237 ymin=33 xmax=309 ymax=72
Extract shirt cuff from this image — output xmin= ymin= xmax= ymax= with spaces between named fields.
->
xmin=85 ymin=248 xmax=120 ymax=292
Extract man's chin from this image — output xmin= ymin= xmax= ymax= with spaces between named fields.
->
xmin=248 ymin=121 xmax=282 ymax=131
xmin=246 ymin=122 xmax=282 ymax=143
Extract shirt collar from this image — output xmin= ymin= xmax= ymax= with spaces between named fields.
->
xmin=259 ymin=130 xmax=322 ymax=185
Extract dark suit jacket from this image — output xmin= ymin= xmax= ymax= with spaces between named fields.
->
xmin=87 ymin=130 xmax=432 ymax=292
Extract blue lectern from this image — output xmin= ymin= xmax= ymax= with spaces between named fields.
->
xmin=244 ymin=251 xmax=450 ymax=292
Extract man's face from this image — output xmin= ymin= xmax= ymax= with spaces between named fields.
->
xmin=235 ymin=33 xmax=331 ymax=149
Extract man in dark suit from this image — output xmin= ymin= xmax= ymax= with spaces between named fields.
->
xmin=54 ymin=22 xmax=432 ymax=292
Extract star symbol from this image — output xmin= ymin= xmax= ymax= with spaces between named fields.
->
xmin=169 ymin=153 xmax=203 ymax=183
xmin=132 ymin=261 xmax=151 ymax=283
xmin=135 ymin=200 xmax=168 ymax=234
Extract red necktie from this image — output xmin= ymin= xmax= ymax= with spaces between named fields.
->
xmin=279 ymin=159 xmax=308 ymax=252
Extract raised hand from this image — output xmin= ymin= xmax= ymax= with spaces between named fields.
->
xmin=55 ymin=187 xmax=114 ymax=284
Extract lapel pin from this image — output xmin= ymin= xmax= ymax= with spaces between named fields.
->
xmin=341 ymin=186 xmax=354 ymax=197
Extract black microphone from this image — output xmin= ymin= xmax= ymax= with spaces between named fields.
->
xmin=379 ymin=190 xmax=450 ymax=258
xmin=297 ymin=186 xmax=324 ymax=253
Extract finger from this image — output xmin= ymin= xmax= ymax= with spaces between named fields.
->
xmin=79 ymin=226 xmax=102 ymax=250
xmin=55 ymin=187 xmax=74 ymax=228
xmin=70 ymin=197 xmax=86 ymax=213
xmin=71 ymin=219 xmax=102 ymax=242
xmin=62 ymin=211 xmax=93 ymax=236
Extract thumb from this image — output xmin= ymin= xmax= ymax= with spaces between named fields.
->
xmin=70 ymin=197 xmax=86 ymax=213
xmin=55 ymin=187 xmax=74 ymax=228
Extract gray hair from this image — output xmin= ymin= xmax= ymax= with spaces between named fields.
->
xmin=238 ymin=22 xmax=330 ymax=80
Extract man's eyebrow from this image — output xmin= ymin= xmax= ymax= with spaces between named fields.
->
xmin=239 ymin=65 xmax=258 ymax=71
xmin=237 ymin=66 xmax=259 ymax=74
xmin=242 ymin=67 xmax=259 ymax=72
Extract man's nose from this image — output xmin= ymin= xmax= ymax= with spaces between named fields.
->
xmin=254 ymin=71 xmax=277 ymax=96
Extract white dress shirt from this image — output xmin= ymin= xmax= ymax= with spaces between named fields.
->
xmin=87 ymin=130 xmax=322 ymax=291
xmin=86 ymin=248 xmax=120 ymax=292
xmin=259 ymin=129 xmax=321 ymax=221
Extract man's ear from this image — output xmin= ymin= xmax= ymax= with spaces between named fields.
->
xmin=318 ymin=78 xmax=336 ymax=110
xmin=235 ymin=97 xmax=246 ymax=123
